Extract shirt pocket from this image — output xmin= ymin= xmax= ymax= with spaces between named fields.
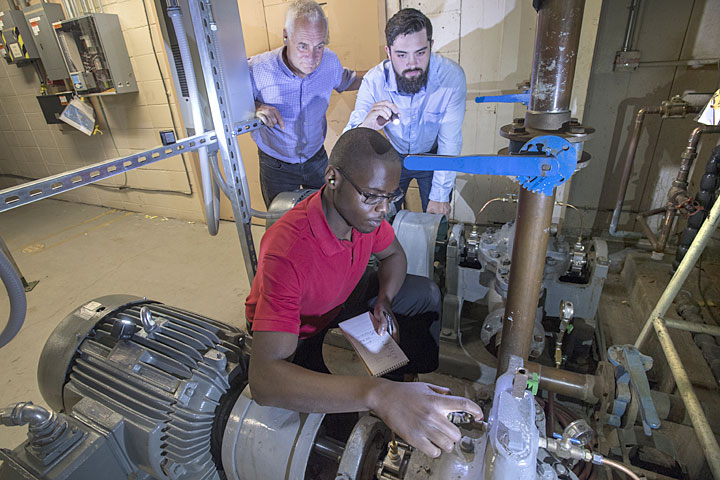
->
xmin=421 ymin=111 xmax=443 ymax=127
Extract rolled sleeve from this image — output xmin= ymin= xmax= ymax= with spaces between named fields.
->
xmin=335 ymin=67 xmax=357 ymax=93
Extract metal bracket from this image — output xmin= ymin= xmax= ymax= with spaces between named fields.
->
xmin=608 ymin=344 xmax=661 ymax=436
xmin=0 ymin=131 xmax=217 ymax=213
xmin=404 ymin=135 xmax=577 ymax=196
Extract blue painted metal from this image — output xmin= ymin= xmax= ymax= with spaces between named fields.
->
xmin=404 ymin=135 xmax=577 ymax=196
xmin=608 ymin=344 xmax=661 ymax=436
xmin=475 ymin=91 xmax=531 ymax=106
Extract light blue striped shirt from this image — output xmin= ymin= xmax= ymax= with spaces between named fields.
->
xmin=344 ymin=53 xmax=466 ymax=203
xmin=249 ymin=47 xmax=356 ymax=163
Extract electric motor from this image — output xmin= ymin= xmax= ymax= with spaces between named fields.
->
xmin=2 ymin=295 xmax=250 ymax=480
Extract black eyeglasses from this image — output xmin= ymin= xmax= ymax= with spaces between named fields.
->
xmin=335 ymin=167 xmax=404 ymax=206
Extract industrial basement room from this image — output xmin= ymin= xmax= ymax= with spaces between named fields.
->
xmin=1 ymin=0 xmax=719 ymax=479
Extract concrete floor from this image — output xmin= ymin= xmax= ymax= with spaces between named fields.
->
xmin=0 ymin=198 xmax=261 ymax=449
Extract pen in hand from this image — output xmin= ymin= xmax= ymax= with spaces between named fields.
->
xmin=385 ymin=313 xmax=394 ymax=336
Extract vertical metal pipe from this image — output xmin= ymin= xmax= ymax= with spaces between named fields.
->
xmin=635 ymin=186 xmax=720 ymax=349
xmin=497 ymin=188 xmax=555 ymax=375
xmin=653 ymin=317 xmax=720 ymax=479
xmin=621 ymin=0 xmax=641 ymax=52
xmin=610 ymin=107 xmax=661 ymax=237
xmin=526 ymin=0 xmax=585 ymax=131
xmin=497 ymin=0 xmax=585 ymax=375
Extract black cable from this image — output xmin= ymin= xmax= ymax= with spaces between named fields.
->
xmin=0 ymin=173 xmax=193 ymax=197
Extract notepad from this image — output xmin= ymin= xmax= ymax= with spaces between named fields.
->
xmin=338 ymin=312 xmax=409 ymax=377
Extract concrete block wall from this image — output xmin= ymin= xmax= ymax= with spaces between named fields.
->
xmin=0 ymin=0 xmax=204 ymax=221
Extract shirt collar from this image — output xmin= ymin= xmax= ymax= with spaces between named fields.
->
xmin=307 ymin=187 xmax=350 ymax=257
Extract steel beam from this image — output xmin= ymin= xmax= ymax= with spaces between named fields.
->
xmin=0 ymin=132 xmax=216 ymax=213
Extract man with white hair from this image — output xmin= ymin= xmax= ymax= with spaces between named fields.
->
xmin=249 ymin=0 xmax=365 ymax=207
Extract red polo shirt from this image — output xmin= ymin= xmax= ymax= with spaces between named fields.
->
xmin=245 ymin=189 xmax=395 ymax=339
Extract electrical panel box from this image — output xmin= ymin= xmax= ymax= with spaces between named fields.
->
xmin=53 ymin=13 xmax=137 ymax=95
xmin=0 ymin=9 xmax=40 ymax=64
xmin=23 ymin=2 xmax=68 ymax=81
xmin=37 ymin=92 xmax=73 ymax=124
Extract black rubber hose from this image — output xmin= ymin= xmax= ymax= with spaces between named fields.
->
xmin=0 ymin=247 xmax=27 ymax=349
xmin=675 ymin=144 xmax=720 ymax=267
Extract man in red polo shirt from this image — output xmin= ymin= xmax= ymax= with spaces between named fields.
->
xmin=246 ymin=127 xmax=482 ymax=458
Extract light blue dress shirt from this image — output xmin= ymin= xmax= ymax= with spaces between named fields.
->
xmin=249 ymin=47 xmax=356 ymax=163
xmin=344 ymin=53 xmax=466 ymax=203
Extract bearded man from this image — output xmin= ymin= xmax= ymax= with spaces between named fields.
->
xmin=344 ymin=8 xmax=466 ymax=216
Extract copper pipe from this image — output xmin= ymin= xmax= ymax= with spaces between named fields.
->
xmin=497 ymin=188 xmax=555 ymax=375
xmin=609 ymin=107 xmax=662 ymax=237
xmin=634 ymin=125 xmax=720 ymax=253
xmin=526 ymin=0 xmax=585 ymax=130
xmin=526 ymin=361 xmax=602 ymax=404
xmin=655 ymin=206 xmax=677 ymax=253
xmin=635 ymin=207 xmax=666 ymax=250
xmin=499 ymin=0 xmax=585 ymax=374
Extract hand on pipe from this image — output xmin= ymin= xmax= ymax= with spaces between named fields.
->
xmin=256 ymin=103 xmax=285 ymax=129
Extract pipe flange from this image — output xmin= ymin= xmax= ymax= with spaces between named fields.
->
xmin=499 ymin=119 xmax=595 ymax=145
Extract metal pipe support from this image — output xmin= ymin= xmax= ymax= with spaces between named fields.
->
xmin=664 ymin=318 xmax=720 ymax=337
xmin=635 ymin=170 xmax=720 ymax=349
xmin=653 ymin=317 xmax=720 ymax=479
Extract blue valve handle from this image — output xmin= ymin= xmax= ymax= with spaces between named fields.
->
xmin=608 ymin=345 xmax=661 ymax=436
xmin=404 ymin=135 xmax=577 ymax=196
xmin=475 ymin=92 xmax=531 ymax=106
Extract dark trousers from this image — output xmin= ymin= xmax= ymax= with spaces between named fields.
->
xmin=258 ymin=146 xmax=328 ymax=208
xmin=393 ymin=144 xmax=438 ymax=213
xmin=292 ymin=272 xmax=442 ymax=377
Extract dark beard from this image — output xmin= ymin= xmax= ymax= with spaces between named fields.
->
xmin=395 ymin=67 xmax=428 ymax=94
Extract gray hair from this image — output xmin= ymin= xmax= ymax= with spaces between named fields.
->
xmin=285 ymin=0 xmax=328 ymax=41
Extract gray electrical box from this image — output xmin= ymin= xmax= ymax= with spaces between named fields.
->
xmin=0 ymin=9 xmax=40 ymax=64
xmin=54 ymin=13 xmax=137 ymax=95
xmin=23 ymin=2 xmax=68 ymax=81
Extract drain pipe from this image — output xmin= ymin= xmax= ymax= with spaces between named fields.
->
xmin=609 ymin=107 xmax=661 ymax=238
xmin=167 ymin=1 xmax=220 ymax=236
xmin=497 ymin=0 xmax=586 ymax=376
